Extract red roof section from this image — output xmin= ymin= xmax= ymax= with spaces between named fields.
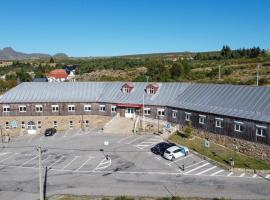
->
xmin=122 ymin=82 xmax=134 ymax=88
xmin=47 ymin=69 xmax=68 ymax=79
xmin=116 ymin=103 xmax=142 ymax=108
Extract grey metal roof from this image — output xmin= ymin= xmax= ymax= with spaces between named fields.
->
xmin=1 ymin=82 xmax=270 ymax=123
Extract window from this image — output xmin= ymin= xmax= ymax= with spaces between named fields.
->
xmin=256 ymin=125 xmax=267 ymax=137
xmin=144 ymin=108 xmax=151 ymax=115
xmin=38 ymin=121 xmax=42 ymax=129
xmin=215 ymin=118 xmax=224 ymax=128
xmin=3 ymin=105 xmax=10 ymax=113
xmin=157 ymin=109 xmax=165 ymax=116
xmin=19 ymin=105 xmax=26 ymax=112
xmin=53 ymin=121 xmax=57 ymax=128
xmin=234 ymin=121 xmax=244 ymax=132
xmin=69 ymin=121 xmax=73 ymax=129
xmin=5 ymin=122 xmax=9 ymax=129
xmin=52 ymin=105 xmax=59 ymax=112
xmin=35 ymin=105 xmax=43 ymax=112
xmin=185 ymin=112 xmax=191 ymax=121
xmin=84 ymin=105 xmax=92 ymax=112
xmin=147 ymin=87 xmax=155 ymax=94
xmin=85 ymin=120 xmax=90 ymax=128
xmin=21 ymin=121 xmax=25 ymax=129
xmin=68 ymin=105 xmax=75 ymax=112
xmin=99 ymin=105 xmax=106 ymax=112
xmin=111 ymin=105 xmax=116 ymax=112
xmin=172 ymin=110 xmax=177 ymax=118
xmin=199 ymin=115 xmax=206 ymax=124
xmin=122 ymin=87 xmax=131 ymax=93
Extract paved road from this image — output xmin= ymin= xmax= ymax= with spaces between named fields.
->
xmin=0 ymin=129 xmax=270 ymax=200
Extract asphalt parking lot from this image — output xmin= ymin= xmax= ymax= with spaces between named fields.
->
xmin=0 ymin=129 xmax=270 ymax=200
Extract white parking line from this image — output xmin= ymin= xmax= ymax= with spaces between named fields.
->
xmin=227 ymin=172 xmax=233 ymax=176
xmin=185 ymin=160 xmax=206 ymax=169
xmin=93 ymin=157 xmax=112 ymax=171
xmin=196 ymin=166 xmax=217 ymax=175
xmin=75 ymin=156 xmax=95 ymax=171
xmin=184 ymin=163 xmax=210 ymax=174
xmin=210 ymin=169 xmax=224 ymax=176
xmin=168 ymin=155 xmax=193 ymax=166
xmin=0 ymin=152 xmax=11 ymax=157
xmin=155 ymin=156 xmax=161 ymax=160
xmin=62 ymin=156 xmax=79 ymax=169
xmin=239 ymin=173 xmax=245 ymax=177
xmin=0 ymin=153 xmax=18 ymax=163
xmin=21 ymin=155 xmax=38 ymax=166
xmin=135 ymin=144 xmax=149 ymax=149
xmin=42 ymin=155 xmax=52 ymax=163
xmin=252 ymin=174 xmax=257 ymax=178
xmin=126 ymin=135 xmax=145 ymax=144
xmin=147 ymin=138 xmax=162 ymax=142
xmin=117 ymin=135 xmax=134 ymax=143
xmin=63 ymin=130 xmax=71 ymax=137
xmin=48 ymin=155 xmax=65 ymax=169
xmin=72 ymin=129 xmax=83 ymax=137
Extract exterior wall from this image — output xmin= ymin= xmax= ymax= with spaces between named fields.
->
xmin=0 ymin=115 xmax=112 ymax=137
xmin=1 ymin=102 xmax=269 ymax=145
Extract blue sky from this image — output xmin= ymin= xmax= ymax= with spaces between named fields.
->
xmin=0 ymin=0 xmax=269 ymax=56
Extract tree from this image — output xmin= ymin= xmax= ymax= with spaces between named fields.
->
xmin=221 ymin=45 xmax=231 ymax=58
xmin=184 ymin=121 xmax=193 ymax=138
xmin=170 ymin=62 xmax=183 ymax=80
xmin=16 ymin=69 xmax=32 ymax=82
xmin=49 ymin=57 xmax=54 ymax=63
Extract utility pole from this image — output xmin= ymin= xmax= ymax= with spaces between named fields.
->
xmin=256 ymin=64 xmax=260 ymax=86
xmin=37 ymin=145 xmax=45 ymax=200
xmin=218 ymin=65 xmax=221 ymax=81
xmin=142 ymin=76 xmax=149 ymax=131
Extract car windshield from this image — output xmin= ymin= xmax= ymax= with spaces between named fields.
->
xmin=165 ymin=150 xmax=171 ymax=154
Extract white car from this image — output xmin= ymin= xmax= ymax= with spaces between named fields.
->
xmin=163 ymin=145 xmax=189 ymax=161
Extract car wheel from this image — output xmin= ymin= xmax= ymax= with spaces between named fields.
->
xmin=171 ymin=156 xmax=175 ymax=161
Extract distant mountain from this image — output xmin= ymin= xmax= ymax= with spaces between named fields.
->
xmin=0 ymin=47 xmax=68 ymax=60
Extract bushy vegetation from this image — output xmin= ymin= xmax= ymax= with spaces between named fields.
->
xmin=1 ymin=45 xmax=269 ymax=94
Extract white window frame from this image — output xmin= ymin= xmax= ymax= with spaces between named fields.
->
xmin=111 ymin=105 xmax=116 ymax=112
xmin=215 ymin=118 xmax=224 ymax=128
xmin=53 ymin=121 xmax=58 ymax=128
xmin=172 ymin=110 xmax=177 ymax=119
xmin=37 ymin=121 xmax=42 ymax=129
xmin=122 ymin=87 xmax=130 ymax=93
xmin=234 ymin=121 xmax=244 ymax=132
xmin=256 ymin=125 xmax=267 ymax=137
xmin=99 ymin=105 xmax=106 ymax=112
xmin=147 ymin=87 xmax=155 ymax=94
xmin=199 ymin=115 xmax=206 ymax=124
xmin=84 ymin=105 xmax=92 ymax=112
xmin=5 ymin=122 xmax=9 ymax=130
xmin=157 ymin=108 xmax=165 ymax=117
xmin=19 ymin=105 xmax=26 ymax=112
xmin=3 ymin=105 xmax=10 ymax=113
xmin=68 ymin=105 xmax=75 ymax=112
xmin=52 ymin=105 xmax=59 ymax=112
xmin=35 ymin=105 xmax=43 ymax=112
xmin=69 ymin=121 xmax=73 ymax=129
xmin=144 ymin=108 xmax=151 ymax=115
xmin=185 ymin=112 xmax=191 ymax=121
xmin=85 ymin=120 xmax=90 ymax=128
xmin=21 ymin=121 xmax=25 ymax=129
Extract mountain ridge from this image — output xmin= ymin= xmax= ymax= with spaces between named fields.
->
xmin=0 ymin=47 xmax=68 ymax=60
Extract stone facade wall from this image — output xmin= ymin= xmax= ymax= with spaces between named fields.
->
xmin=0 ymin=115 xmax=112 ymax=137
xmin=193 ymin=129 xmax=270 ymax=163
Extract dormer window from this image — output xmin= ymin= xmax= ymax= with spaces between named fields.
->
xmin=122 ymin=83 xmax=134 ymax=94
xmin=146 ymin=83 xmax=159 ymax=95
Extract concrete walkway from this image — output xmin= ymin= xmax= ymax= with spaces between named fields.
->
xmin=103 ymin=116 xmax=134 ymax=134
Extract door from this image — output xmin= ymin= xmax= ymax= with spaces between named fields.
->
xmin=125 ymin=108 xmax=136 ymax=118
xmin=27 ymin=121 xmax=37 ymax=134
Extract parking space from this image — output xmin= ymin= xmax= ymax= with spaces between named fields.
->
xmin=2 ymin=131 xmax=270 ymax=180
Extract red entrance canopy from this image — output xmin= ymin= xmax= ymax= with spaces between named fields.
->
xmin=116 ymin=103 xmax=143 ymax=108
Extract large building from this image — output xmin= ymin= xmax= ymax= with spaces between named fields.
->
xmin=0 ymin=82 xmax=270 ymax=145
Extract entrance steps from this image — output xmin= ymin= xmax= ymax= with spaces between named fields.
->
xmin=103 ymin=116 xmax=135 ymax=135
